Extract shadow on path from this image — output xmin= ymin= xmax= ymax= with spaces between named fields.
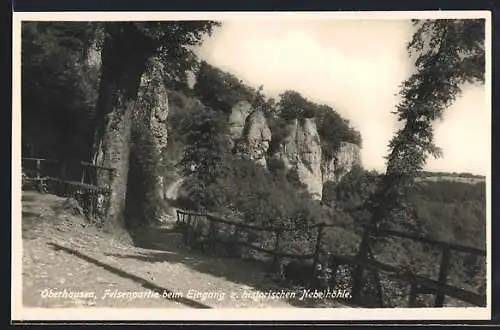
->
xmin=125 ymin=226 xmax=352 ymax=308
xmin=47 ymin=242 xmax=212 ymax=309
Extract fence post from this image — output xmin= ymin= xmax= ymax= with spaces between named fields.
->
xmin=81 ymin=165 xmax=86 ymax=183
xmin=184 ymin=213 xmax=193 ymax=246
xmin=178 ymin=212 xmax=188 ymax=245
xmin=36 ymin=159 xmax=41 ymax=179
xmin=408 ymin=283 xmax=419 ymax=307
xmin=271 ymin=227 xmax=282 ymax=272
xmin=312 ymin=223 xmax=325 ymax=275
xmin=87 ymin=191 xmax=95 ymax=220
xmin=352 ymin=225 xmax=371 ymax=304
xmin=209 ymin=216 xmax=217 ymax=253
xmin=434 ymin=246 xmax=451 ymax=307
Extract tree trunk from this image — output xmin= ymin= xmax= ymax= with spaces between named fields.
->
xmin=91 ymin=23 xmax=157 ymax=236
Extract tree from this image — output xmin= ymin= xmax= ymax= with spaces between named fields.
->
xmin=267 ymin=90 xmax=362 ymax=158
xmin=349 ymin=19 xmax=485 ymax=303
xmin=177 ymin=105 xmax=233 ymax=211
xmin=278 ymin=90 xmax=316 ymax=120
xmin=90 ymin=21 xmax=220 ymax=235
xmin=21 ymin=22 xmax=98 ymax=161
xmin=193 ymin=61 xmax=258 ymax=113
xmin=315 ymin=104 xmax=362 ymax=161
xmin=367 ymin=19 xmax=485 ymax=236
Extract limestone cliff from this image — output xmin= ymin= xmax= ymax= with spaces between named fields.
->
xmin=228 ymin=101 xmax=362 ymax=200
xmin=228 ymin=100 xmax=253 ymax=146
xmin=274 ymin=118 xmax=323 ymax=200
xmin=241 ymin=109 xmax=272 ymax=167
xmin=229 ymin=102 xmax=272 ymax=167
xmin=136 ymin=57 xmax=170 ymax=198
xmin=83 ymin=32 xmax=170 ymax=199
xmin=321 ymin=141 xmax=362 ymax=184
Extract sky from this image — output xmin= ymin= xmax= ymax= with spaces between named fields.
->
xmin=195 ymin=18 xmax=489 ymax=176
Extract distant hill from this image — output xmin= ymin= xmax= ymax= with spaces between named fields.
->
xmin=417 ymin=171 xmax=486 ymax=184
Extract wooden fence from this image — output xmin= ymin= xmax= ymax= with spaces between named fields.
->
xmin=21 ymin=157 xmax=116 ymax=219
xmin=176 ymin=209 xmax=486 ymax=308
xmin=176 ymin=210 xmax=322 ymax=268
xmin=349 ymin=224 xmax=486 ymax=307
xmin=22 ymin=158 xmax=115 ymax=187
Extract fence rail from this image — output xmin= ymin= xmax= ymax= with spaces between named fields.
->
xmin=21 ymin=157 xmax=116 ymax=220
xmin=176 ymin=210 xmax=320 ymax=267
xmin=176 ymin=209 xmax=486 ymax=308
xmin=22 ymin=157 xmax=115 ymax=188
xmin=332 ymin=253 xmax=485 ymax=307
xmin=361 ymin=225 xmax=486 ymax=256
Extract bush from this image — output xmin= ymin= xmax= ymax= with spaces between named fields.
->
xmin=180 ymin=151 xmax=347 ymax=260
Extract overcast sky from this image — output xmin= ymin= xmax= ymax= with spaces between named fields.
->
xmin=195 ymin=19 xmax=489 ymax=176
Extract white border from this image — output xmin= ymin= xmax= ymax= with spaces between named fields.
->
xmin=12 ymin=10 xmax=492 ymax=321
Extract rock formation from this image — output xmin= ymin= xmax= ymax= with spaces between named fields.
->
xmin=137 ymin=57 xmax=170 ymax=198
xmin=228 ymin=101 xmax=362 ymax=201
xmin=274 ymin=118 xmax=323 ymax=200
xmin=229 ymin=101 xmax=272 ymax=167
xmin=321 ymin=141 xmax=362 ymax=184
xmin=228 ymin=100 xmax=253 ymax=146
xmin=241 ymin=109 xmax=272 ymax=167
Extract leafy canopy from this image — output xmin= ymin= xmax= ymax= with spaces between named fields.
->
xmin=370 ymin=19 xmax=485 ymax=231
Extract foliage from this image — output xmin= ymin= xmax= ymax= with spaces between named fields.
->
xmin=322 ymin=166 xmax=380 ymax=227
xmin=278 ymin=90 xmax=317 ymax=120
xmin=193 ymin=61 xmax=260 ymax=114
xmin=420 ymin=171 xmax=485 ymax=179
xmin=331 ymin=167 xmax=486 ymax=247
xmin=330 ymin=167 xmax=486 ymax=306
xmin=181 ymin=155 xmax=344 ymax=257
xmin=367 ymin=19 xmax=485 ymax=232
xmin=137 ymin=21 xmax=221 ymax=85
xmin=90 ymin=21 xmax=221 ymax=158
xmin=269 ymin=90 xmax=362 ymax=159
xmin=176 ymin=104 xmax=233 ymax=211
xmin=21 ymin=21 xmax=100 ymax=161
xmin=315 ymin=105 xmax=362 ymax=160
xmin=174 ymin=65 xmax=365 ymax=260
xmin=96 ymin=21 xmax=221 ymax=93
xmin=22 ymin=20 xmax=221 ymax=233
xmin=408 ymin=180 xmax=486 ymax=248
xmin=192 ymin=65 xmax=362 ymax=162
xmin=176 ymin=103 xmax=357 ymax=257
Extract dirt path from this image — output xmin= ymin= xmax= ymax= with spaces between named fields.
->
xmin=159 ymin=177 xmax=184 ymax=226
xmin=165 ymin=178 xmax=184 ymax=201
xmin=21 ymin=191 xmax=350 ymax=309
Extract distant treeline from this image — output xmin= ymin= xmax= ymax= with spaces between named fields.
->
xmin=420 ymin=171 xmax=486 ymax=179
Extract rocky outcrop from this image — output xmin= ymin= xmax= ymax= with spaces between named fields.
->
xmin=136 ymin=57 xmax=170 ymax=198
xmin=229 ymin=101 xmax=272 ymax=167
xmin=321 ymin=141 xmax=361 ymax=184
xmin=274 ymin=118 xmax=323 ymax=200
xmin=228 ymin=101 xmax=362 ymax=200
xmin=242 ymin=110 xmax=272 ymax=166
xmin=228 ymin=100 xmax=253 ymax=145
xmin=140 ymin=58 xmax=169 ymax=146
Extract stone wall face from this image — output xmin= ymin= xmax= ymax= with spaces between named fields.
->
xmin=136 ymin=58 xmax=170 ymax=199
xmin=274 ymin=118 xmax=323 ymax=200
xmin=229 ymin=102 xmax=272 ymax=167
xmin=322 ymin=141 xmax=362 ymax=184
xmin=228 ymin=101 xmax=362 ymax=200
